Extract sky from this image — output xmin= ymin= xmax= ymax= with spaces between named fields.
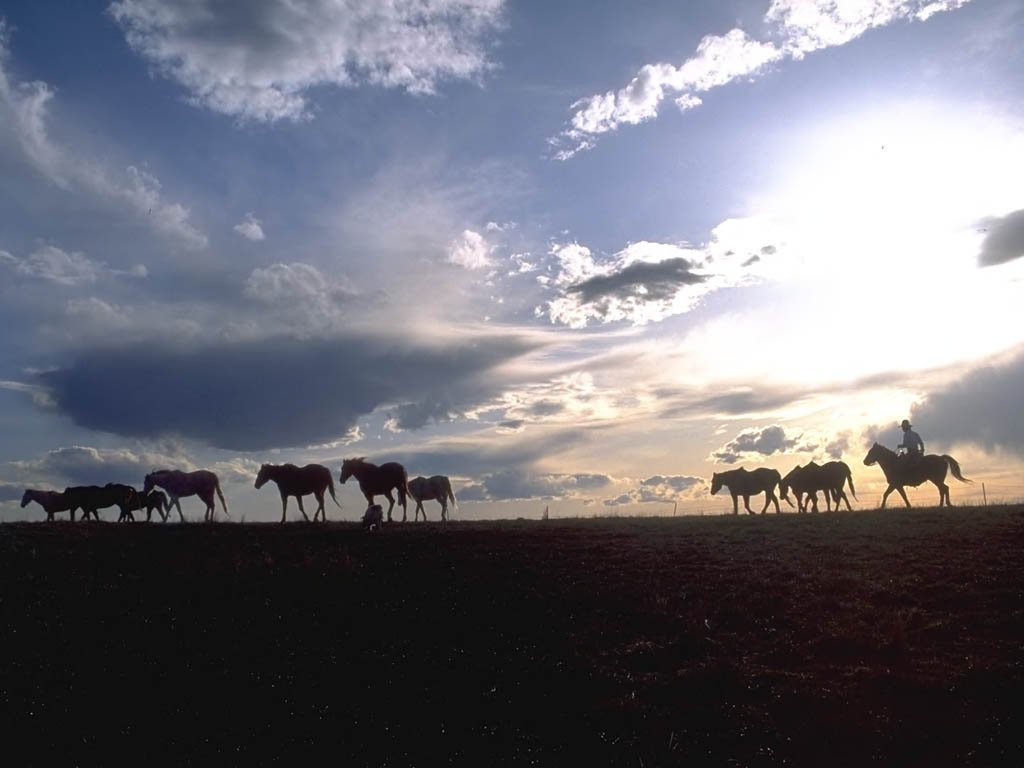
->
xmin=1 ymin=0 xmax=1023 ymax=522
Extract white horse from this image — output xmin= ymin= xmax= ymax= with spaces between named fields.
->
xmin=408 ymin=475 xmax=457 ymax=521
xmin=144 ymin=469 xmax=228 ymax=522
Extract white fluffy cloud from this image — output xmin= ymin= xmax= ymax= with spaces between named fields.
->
xmin=447 ymin=229 xmax=493 ymax=269
xmin=109 ymin=0 xmax=505 ymax=122
xmin=234 ymin=213 xmax=266 ymax=242
xmin=553 ymin=0 xmax=973 ymax=158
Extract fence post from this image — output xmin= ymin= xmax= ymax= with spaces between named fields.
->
xmin=982 ymin=483 xmax=987 ymax=506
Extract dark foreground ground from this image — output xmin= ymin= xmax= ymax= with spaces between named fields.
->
xmin=2 ymin=507 xmax=1023 ymax=767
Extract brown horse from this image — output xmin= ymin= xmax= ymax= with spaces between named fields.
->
xmin=255 ymin=463 xmax=340 ymax=523
xmin=144 ymin=469 xmax=228 ymax=522
xmin=340 ymin=458 xmax=410 ymax=522
xmin=408 ymin=475 xmax=457 ymax=521
xmin=709 ymin=467 xmax=782 ymax=514
xmin=63 ymin=484 xmax=138 ymax=522
xmin=123 ymin=489 xmax=169 ymax=522
xmin=780 ymin=461 xmax=857 ymax=513
xmin=863 ymin=442 xmax=971 ymax=508
xmin=21 ymin=489 xmax=72 ymax=521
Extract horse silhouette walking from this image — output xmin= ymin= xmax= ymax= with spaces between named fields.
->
xmin=62 ymin=484 xmax=138 ymax=522
xmin=255 ymin=463 xmax=340 ymax=522
xmin=863 ymin=443 xmax=971 ymax=508
xmin=144 ymin=469 xmax=228 ymax=522
xmin=408 ymin=475 xmax=457 ymax=521
xmin=780 ymin=461 xmax=856 ymax=513
xmin=21 ymin=489 xmax=72 ymax=521
xmin=710 ymin=467 xmax=782 ymax=514
xmin=340 ymin=458 xmax=410 ymax=522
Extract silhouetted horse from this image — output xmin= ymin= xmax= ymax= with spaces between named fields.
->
xmin=863 ymin=443 xmax=971 ymax=507
xmin=340 ymin=458 xmax=410 ymax=522
xmin=21 ymin=489 xmax=72 ymax=521
xmin=122 ymin=489 xmax=169 ymax=522
xmin=408 ymin=475 xmax=457 ymax=521
xmin=255 ymin=463 xmax=340 ymax=523
xmin=144 ymin=469 xmax=228 ymax=522
xmin=63 ymin=484 xmax=138 ymax=522
xmin=780 ymin=461 xmax=857 ymax=513
xmin=710 ymin=467 xmax=782 ymax=514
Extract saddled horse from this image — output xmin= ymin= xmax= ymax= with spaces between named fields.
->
xmin=408 ymin=475 xmax=457 ymax=522
xmin=255 ymin=463 xmax=340 ymax=523
xmin=863 ymin=443 xmax=970 ymax=508
xmin=63 ymin=484 xmax=138 ymax=522
xmin=21 ymin=489 xmax=72 ymax=521
xmin=340 ymin=458 xmax=410 ymax=523
xmin=710 ymin=467 xmax=782 ymax=514
xmin=780 ymin=461 xmax=857 ymax=513
xmin=144 ymin=469 xmax=228 ymax=522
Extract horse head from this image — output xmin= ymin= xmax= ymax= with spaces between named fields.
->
xmin=340 ymin=458 xmax=366 ymax=483
xmin=254 ymin=464 xmax=272 ymax=489
xmin=709 ymin=473 xmax=723 ymax=495
xmin=20 ymin=490 xmax=32 ymax=508
xmin=143 ymin=472 xmax=157 ymax=493
xmin=863 ymin=443 xmax=882 ymax=466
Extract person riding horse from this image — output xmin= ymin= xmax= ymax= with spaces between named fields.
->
xmin=897 ymin=419 xmax=924 ymax=468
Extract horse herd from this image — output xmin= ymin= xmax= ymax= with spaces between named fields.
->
xmin=710 ymin=443 xmax=972 ymax=515
xmin=17 ymin=442 xmax=972 ymax=523
xmin=19 ymin=459 xmax=457 ymax=524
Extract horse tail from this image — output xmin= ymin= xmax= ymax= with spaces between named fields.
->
xmin=944 ymin=455 xmax=972 ymax=484
xmin=215 ymin=479 xmax=230 ymax=516
xmin=327 ymin=476 xmax=342 ymax=508
xmin=447 ymin=479 xmax=457 ymax=510
xmin=846 ymin=467 xmax=857 ymax=499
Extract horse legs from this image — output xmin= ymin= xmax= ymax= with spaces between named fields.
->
xmin=279 ymin=492 xmax=289 ymax=523
xmin=729 ymin=492 xmax=739 ymax=515
xmin=169 ymin=496 xmax=185 ymax=522
xmin=295 ymin=495 xmax=310 ymax=523
xmin=313 ymin=491 xmax=325 ymax=522
xmin=883 ymin=485 xmax=911 ymax=508
xmin=935 ymin=481 xmax=950 ymax=507
xmin=439 ymin=499 xmax=448 ymax=522
xmin=384 ymin=490 xmax=402 ymax=522
xmin=742 ymin=494 xmax=755 ymax=515
xmin=413 ymin=499 xmax=425 ymax=521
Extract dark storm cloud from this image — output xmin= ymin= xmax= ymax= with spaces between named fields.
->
xmin=909 ymin=348 xmax=1024 ymax=457
xmin=40 ymin=334 xmax=537 ymax=451
xmin=978 ymin=209 xmax=1024 ymax=267
xmin=710 ymin=425 xmax=808 ymax=464
xmin=567 ymin=258 xmax=706 ymax=303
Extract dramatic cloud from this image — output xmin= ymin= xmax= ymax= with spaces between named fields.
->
xmin=0 ymin=29 xmax=207 ymax=247
xmin=234 ymin=213 xmax=266 ymax=242
xmin=910 ymin=348 xmax=1024 ymax=457
xmin=553 ymin=0 xmax=972 ymax=158
xmin=109 ymin=0 xmax=505 ymax=122
xmin=0 ymin=245 xmax=146 ymax=285
xmin=711 ymin=425 xmax=807 ymax=465
xmin=978 ymin=209 xmax=1024 ymax=266
xmin=541 ymin=233 xmax=786 ymax=328
xmin=39 ymin=333 xmax=538 ymax=451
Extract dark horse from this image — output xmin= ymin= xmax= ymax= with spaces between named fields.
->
xmin=63 ymin=484 xmax=138 ymax=522
xmin=255 ymin=463 xmax=340 ymax=523
xmin=340 ymin=458 xmax=410 ymax=523
xmin=123 ymin=489 xmax=169 ymax=522
xmin=710 ymin=467 xmax=782 ymax=514
xmin=144 ymin=469 xmax=228 ymax=522
xmin=21 ymin=489 xmax=72 ymax=521
xmin=408 ymin=475 xmax=457 ymax=521
xmin=780 ymin=461 xmax=857 ymax=513
xmin=863 ymin=443 xmax=971 ymax=507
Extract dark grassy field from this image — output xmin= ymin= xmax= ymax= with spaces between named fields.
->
xmin=2 ymin=507 xmax=1023 ymax=766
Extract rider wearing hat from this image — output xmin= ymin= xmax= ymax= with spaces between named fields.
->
xmin=898 ymin=419 xmax=924 ymax=465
